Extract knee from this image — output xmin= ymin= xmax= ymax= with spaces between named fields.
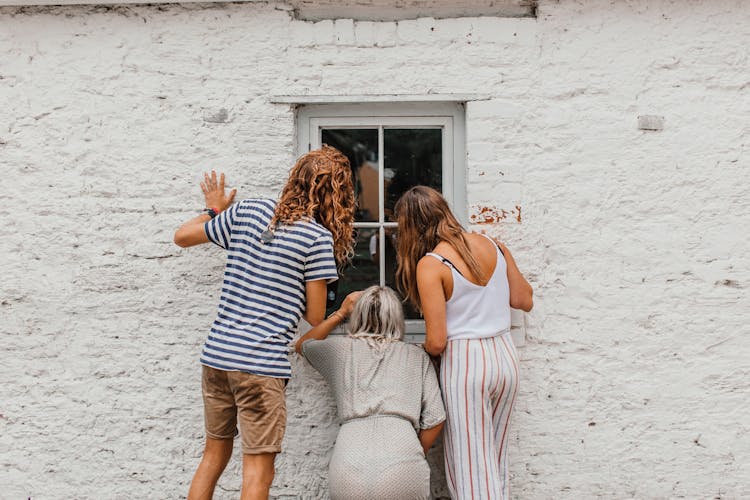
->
xmin=201 ymin=454 xmax=229 ymax=472
xmin=243 ymin=468 xmax=274 ymax=489
xmin=202 ymin=439 xmax=233 ymax=469
xmin=242 ymin=461 xmax=275 ymax=491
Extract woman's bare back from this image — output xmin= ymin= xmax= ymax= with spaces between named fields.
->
xmin=433 ymin=232 xmax=499 ymax=299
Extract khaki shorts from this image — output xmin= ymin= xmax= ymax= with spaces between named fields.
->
xmin=201 ymin=365 xmax=287 ymax=454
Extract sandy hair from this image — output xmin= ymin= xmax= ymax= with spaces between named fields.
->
xmin=348 ymin=286 xmax=405 ymax=350
xmin=271 ymin=145 xmax=355 ymax=269
xmin=394 ymin=186 xmax=485 ymax=312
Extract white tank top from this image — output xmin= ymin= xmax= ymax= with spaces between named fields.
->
xmin=426 ymin=234 xmax=511 ymax=340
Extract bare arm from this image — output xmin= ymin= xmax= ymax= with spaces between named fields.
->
xmin=418 ymin=422 xmax=444 ymax=455
xmin=303 ymin=279 xmax=329 ymax=327
xmin=417 ymin=257 xmax=449 ymax=356
xmin=295 ymin=291 xmax=362 ymax=354
xmin=174 ymin=213 xmax=211 ymax=247
xmin=173 ymin=171 xmax=237 ymax=248
xmin=495 ymin=240 xmax=533 ymax=312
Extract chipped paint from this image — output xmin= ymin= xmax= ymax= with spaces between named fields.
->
xmin=469 ymin=204 xmax=522 ymax=224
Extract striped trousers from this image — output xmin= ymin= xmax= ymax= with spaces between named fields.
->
xmin=439 ymin=332 xmax=520 ymax=500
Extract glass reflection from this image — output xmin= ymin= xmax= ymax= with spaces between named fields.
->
xmin=321 ymin=126 xmax=443 ymax=322
xmin=384 ymin=128 xmax=442 ymax=222
xmin=321 ymin=129 xmax=379 ymax=222
xmin=327 ymin=227 xmax=421 ymax=320
xmin=326 ymin=227 xmax=379 ymax=316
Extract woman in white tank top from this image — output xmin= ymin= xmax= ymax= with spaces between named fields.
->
xmin=394 ymin=186 xmax=533 ymax=500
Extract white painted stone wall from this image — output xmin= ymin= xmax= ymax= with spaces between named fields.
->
xmin=1 ymin=1 xmax=748 ymax=498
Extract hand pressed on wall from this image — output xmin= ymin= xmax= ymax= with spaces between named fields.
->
xmin=200 ymin=170 xmax=237 ymax=212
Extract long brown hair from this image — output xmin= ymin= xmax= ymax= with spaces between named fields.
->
xmin=395 ymin=186 xmax=485 ymax=311
xmin=271 ymin=145 xmax=355 ymax=268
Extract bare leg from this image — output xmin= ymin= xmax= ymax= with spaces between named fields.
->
xmin=240 ymin=453 xmax=276 ymax=500
xmin=188 ymin=437 xmax=234 ymax=500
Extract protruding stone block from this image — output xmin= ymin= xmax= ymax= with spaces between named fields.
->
xmin=637 ymin=115 xmax=665 ymax=131
xmin=203 ymin=108 xmax=230 ymax=124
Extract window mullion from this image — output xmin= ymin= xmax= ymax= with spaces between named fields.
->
xmin=378 ymin=125 xmax=385 ymax=287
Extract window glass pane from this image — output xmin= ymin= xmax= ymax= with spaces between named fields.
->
xmin=320 ymin=126 xmax=442 ymax=321
xmin=326 ymin=227 xmax=379 ymax=315
xmin=321 ymin=129 xmax=379 ymax=222
xmin=383 ymin=128 xmax=442 ymax=222
xmin=328 ymin=227 xmax=422 ymax=320
xmin=379 ymin=228 xmax=422 ymax=320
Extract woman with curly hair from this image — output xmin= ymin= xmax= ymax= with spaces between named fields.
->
xmin=174 ymin=145 xmax=355 ymax=500
xmin=394 ymin=186 xmax=533 ymax=500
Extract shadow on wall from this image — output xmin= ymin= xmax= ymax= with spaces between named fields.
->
xmin=428 ymin=435 xmax=450 ymax=499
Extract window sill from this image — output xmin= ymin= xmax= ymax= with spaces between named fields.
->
xmin=272 ymin=94 xmax=490 ymax=105
xmin=298 ymin=309 xmax=526 ymax=347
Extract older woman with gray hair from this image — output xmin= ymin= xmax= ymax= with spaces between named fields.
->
xmin=294 ymin=286 xmax=446 ymax=500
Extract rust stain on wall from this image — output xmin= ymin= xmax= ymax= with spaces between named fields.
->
xmin=469 ymin=204 xmax=522 ymax=224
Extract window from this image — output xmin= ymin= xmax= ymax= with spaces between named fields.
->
xmin=297 ymin=102 xmax=466 ymax=335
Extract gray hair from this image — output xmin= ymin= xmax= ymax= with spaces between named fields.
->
xmin=347 ymin=286 xmax=405 ymax=349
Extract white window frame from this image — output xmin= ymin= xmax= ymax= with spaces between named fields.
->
xmin=311 ymin=117 xmax=451 ymax=289
xmin=298 ymin=102 xmax=466 ymax=221
xmin=297 ymin=102 xmax=466 ymax=338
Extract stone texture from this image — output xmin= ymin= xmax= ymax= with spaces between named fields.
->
xmin=1 ymin=1 xmax=748 ymax=499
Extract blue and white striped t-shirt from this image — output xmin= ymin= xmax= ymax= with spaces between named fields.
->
xmin=202 ymin=198 xmax=338 ymax=378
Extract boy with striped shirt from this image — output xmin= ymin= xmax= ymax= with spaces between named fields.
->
xmin=174 ymin=146 xmax=354 ymax=500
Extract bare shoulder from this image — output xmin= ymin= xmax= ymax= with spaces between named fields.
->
xmin=417 ymin=253 xmax=444 ymax=272
xmin=418 ymin=253 xmax=450 ymax=280
xmin=466 ymin=231 xmax=496 ymax=248
xmin=470 ymin=231 xmax=509 ymax=255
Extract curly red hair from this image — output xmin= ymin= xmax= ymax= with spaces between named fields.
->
xmin=271 ymin=145 xmax=355 ymax=269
